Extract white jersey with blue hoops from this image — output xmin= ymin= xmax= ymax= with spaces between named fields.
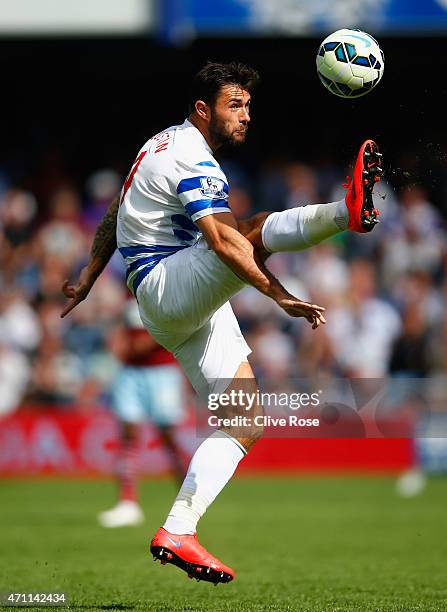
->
xmin=117 ymin=118 xmax=231 ymax=295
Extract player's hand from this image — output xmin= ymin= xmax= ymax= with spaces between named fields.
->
xmin=277 ymin=297 xmax=326 ymax=329
xmin=60 ymin=267 xmax=95 ymax=318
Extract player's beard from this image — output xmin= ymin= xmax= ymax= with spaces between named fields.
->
xmin=209 ymin=111 xmax=247 ymax=149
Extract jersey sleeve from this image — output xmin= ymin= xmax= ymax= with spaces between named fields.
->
xmin=176 ymin=165 xmax=231 ymax=223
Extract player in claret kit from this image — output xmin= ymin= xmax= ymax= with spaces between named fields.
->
xmin=98 ymin=298 xmax=186 ymax=528
xmin=61 ymin=61 xmax=383 ymax=584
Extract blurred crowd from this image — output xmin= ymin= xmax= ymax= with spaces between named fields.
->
xmin=1 ymin=153 xmax=446 ymax=415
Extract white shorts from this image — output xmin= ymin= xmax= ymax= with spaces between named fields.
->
xmin=136 ymin=238 xmax=251 ymax=398
xmin=111 ymin=364 xmax=185 ymax=426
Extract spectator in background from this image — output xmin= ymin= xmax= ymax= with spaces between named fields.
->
xmin=0 ymin=189 xmax=38 ymax=297
xmin=83 ymin=169 xmax=121 ymax=234
xmin=300 ymin=242 xmax=348 ymax=307
xmin=381 ymin=186 xmax=445 ymax=289
xmin=284 ymin=162 xmax=319 ymax=209
xmin=36 ymin=187 xmax=87 ymax=271
xmin=0 ymin=341 xmax=30 ymax=416
xmin=390 ymin=303 xmax=431 ymax=377
xmin=390 ymin=270 xmax=443 ymax=330
xmin=0 ymin=188 xmax=37 ymax=249
xmin=27 ymin=335 xmax=84 ymax=406
xmin=0 ymin=288 xmax=41 ymax=354
xmin=248 ymin=319 xmax=296 ymax=379
xmin=256 ymin=153 xmax=289 ymax=212
xmin=325 ymin=259 xmax=401 ymax=377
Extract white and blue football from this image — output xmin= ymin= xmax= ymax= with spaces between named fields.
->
xmin=316 ymin=29 xmax=384 ymax=98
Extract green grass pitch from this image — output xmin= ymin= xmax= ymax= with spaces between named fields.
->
xmin=1 ymin=476 xmax=447 ymax=611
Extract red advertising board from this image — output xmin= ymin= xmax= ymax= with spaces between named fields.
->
xmin=0 ymin=408 xmax=413 ymax=476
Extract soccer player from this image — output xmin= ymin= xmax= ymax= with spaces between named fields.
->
xmin=61 ymin=62 xmax=383 ymax=584
xmin=98 ymin=298 xmax=186 ymax=528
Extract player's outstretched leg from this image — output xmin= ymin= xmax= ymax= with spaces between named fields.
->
xmin=239 ymin=139 xmax=383 ymax=256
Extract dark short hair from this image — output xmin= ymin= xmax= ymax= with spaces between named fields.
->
xmin=188 ymin=61 xmax=260 ymax=113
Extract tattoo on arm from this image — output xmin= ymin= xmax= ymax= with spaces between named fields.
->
xmin=90 ymin=195 xmax=119 ymax=269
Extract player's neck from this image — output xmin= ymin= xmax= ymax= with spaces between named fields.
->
xmin=188 ymin=114 xmax=220 ymax=153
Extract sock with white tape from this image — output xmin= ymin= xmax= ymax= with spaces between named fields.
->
xmin=261 ymin=200 xmax=348 ymax=253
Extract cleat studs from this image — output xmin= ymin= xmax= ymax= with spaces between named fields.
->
xmin=188 ymin=574 xmax=193 ymax=579
xmin=364 ymin=210 xmax=370 ymax=216
xmin=160 ymin=560 xmax=167 ymax=565
xmin=166 ymin=553 xmax=173 ymax=560
xmin=196 ymin=567 xmax=202 ymax=573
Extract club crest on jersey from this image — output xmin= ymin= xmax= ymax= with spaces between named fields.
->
xmin=199 ymin=177 xmax=227 ymax=199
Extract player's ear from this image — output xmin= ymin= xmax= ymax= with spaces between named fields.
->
xmin=195 ymin=100 xmax=210 ymax=121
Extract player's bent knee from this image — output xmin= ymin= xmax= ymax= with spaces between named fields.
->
xmin=237 ymin=213 xmax=271 ymax=250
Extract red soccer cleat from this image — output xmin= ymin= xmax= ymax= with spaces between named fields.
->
xmin=344 ymin=139 xmax=384 ymax=233
xmin=150 ymin=527 xmax=235 ymax=585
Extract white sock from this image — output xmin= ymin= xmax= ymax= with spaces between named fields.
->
xmin=261 ymin=200 xmax=348 ymax=253
xmin=163 ymin=431 xmax=246 ymax=535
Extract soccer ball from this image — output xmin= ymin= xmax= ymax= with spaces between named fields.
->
xmin=316 ymin=29 xmax=384 ymax=98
